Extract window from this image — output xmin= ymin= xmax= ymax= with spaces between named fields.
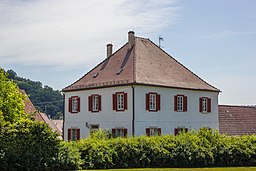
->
xmin=68 ymin=96 xmax=80 ymax=113
xmin=90 ymin=124 xmax=99 ymax=134
xmin=174 ymin=127 xmax=188 ymax=136
xmin=199 ymin=97 xmax=211 ymax=113
xmin=88 ymin=94 xmax=101 ymax=112
xmin=146 ymin=92 xmax=160 ymax=111
xmin=174 ymin=95 xmax=187 ymax=112
xmin=112 ymin=128 xmax=128 ymax=137
xmin=68 ymin=128 xmax=80 ymax=141
xmin=146 ymin=127 xmax=161 ymax=136
xmin=112 ymin=92 xmax=128 ymax=111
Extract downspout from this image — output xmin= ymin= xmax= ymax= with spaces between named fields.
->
xmin=62 ymin=93 xmax=65 ymax=140
xmin=132 ymin=85 xmax=135 ymax=136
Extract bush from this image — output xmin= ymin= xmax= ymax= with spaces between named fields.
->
xmin=74 ymin=129 xmax=256 ymax=169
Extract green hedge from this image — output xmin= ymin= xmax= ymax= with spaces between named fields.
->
xmin=73 ymin=129 xmax=256 ymax=169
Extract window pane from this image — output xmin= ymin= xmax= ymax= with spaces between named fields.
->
xmin=92 ymin=96 xmax=99 ymax=111
xmin=150 ymin=94 xmax=156 ymax=110
xmin=177 ymin=96 xmax=183 ymax=111
xmin=72 ymin=98 xmax=78 ymax=112
xmin=117 ymin=94 xmax=124 ymax=110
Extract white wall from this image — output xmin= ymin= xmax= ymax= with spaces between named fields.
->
xmin=133 ymin=85 xmax=219 ymax=136
xmin=63 ymin=86 xmax=133 ymax=140
xmin=63 ymin=85 xmax=219 ymax=140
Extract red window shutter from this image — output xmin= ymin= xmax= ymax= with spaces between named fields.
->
xmin=68 ymin=98 xmax=72 ymax=113
xmin=124 ymin=128 xmax=128 ymax=137
xmin=183 ymin=96 xmax=187 ymax=112
xmin=146 ymin=93 xmax=149 ymax=110
xmin=158 ymin=128 xmax=161 ymax=136
xmin=185 ymin=128 xmax=188 ymax=133
xmin=98 ymin=95 xmax=102 ymax=111
xmin=124 ymin=93 xmax=128 ymax=110
xmin=112 ymin=94 xmax=117 ymax=111
xmin=146 ymin=128 xmax=150 ymax=136
xmin=199 ymin=97 xmax=203 ymax=112
xmin=112 ymin=128 xmax=116 ymax=137
xmin=156 ymin=94 xmax=161 ymax=111
xmin=174 ymin=128 xmax=178 ymax=136
xmin=88 ymin=96 xmax=92 ymax=112
xmin=207 ymin=98 xmax=211 ymax=113
xmin=77 ymin=129 xmax=80 ymax=140
xmin=77 ymin=97 xmax=80 ymax=112
xmin=68 ymin=128 xmax=71 ymax=141
xmin=174 ymin=95 xmax=178 ymax=111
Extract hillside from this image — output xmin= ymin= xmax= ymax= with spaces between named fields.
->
xmin=6 ymin=69 xmax=63 ymax=119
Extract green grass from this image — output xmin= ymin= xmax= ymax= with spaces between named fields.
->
xmin=82 ymin=167 xmax=256 ymax=171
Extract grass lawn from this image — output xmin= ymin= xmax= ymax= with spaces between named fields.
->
xmin=83 ymin=167 xmax=256 ymax=171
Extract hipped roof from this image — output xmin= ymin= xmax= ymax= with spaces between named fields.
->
xmin=63 ymin=36 xmax=219 ymax=92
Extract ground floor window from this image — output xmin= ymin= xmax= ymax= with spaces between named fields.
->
xmin=90 ymin=124 xmax=99 ymax=134
xmin=112 ymin=128 xmax=127 ymax=137
xmin=68 ymin=128 xmax=80 ymax=141
xmin=174 ymin=127 xmax=188 ymax=136
xmin=146 ymin=127 xmax=161 ymax=136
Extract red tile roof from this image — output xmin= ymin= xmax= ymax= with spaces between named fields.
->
xmin=63 ymin=34 xmax=219 ymax=92
xmin=219 ymin=105 xmax=256 ymax=135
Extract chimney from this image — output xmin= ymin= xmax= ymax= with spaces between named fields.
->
xmin=128 ymin=31 xmax=135 ymax=49
xmin=106 ymin=43 xmax=113 ymax=58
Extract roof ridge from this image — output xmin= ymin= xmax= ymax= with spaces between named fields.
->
xmin=63 ymin=43 xmax=129 ymax=91
xmin=146 ymin=38 xmax=220 ymax=92
xmin=219 ymin=105 xmax=256 ymax=108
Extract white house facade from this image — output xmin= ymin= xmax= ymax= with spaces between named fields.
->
xmin=63 ymin=31 xmax=220 ymax=141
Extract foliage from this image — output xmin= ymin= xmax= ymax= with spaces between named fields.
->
xmin=70 ymin=129 xmax=256 ymax=169
xmin=6 ymin=69 xmax=63 ymax=119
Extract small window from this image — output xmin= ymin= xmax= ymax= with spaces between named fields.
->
xmin=146 ymin=127 xmax=161 ymax=136
xmin=68 ymin=96 xmax=80 ymax=113
xmin=68 ymin=128 xmax=80 ymax=141
xmin=90 ymin=124 xmax=99 ymax=133
xmin=88 ymin=95 xmax=101 ymax=112
xmin=199 ymin=97 xmax=211 ymax=113
xmin=146 ymin=92 xmax=160 ymax=111
xmin=174 ymin=95 xmax=187 ymax=112
xmin=112 ymin=92 xmax=128 ymax=111
xmin=174 ymin=127 xmax=188 ymax=136
xmin=112 ymin=128 xmax=128 ymax=138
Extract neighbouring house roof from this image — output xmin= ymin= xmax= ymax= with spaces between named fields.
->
xmin=63 ymin=33 xmax=219 ymax=92
xmin=219 ymin=105 xmax=256 ymax=135
xmin=21 ymin=89 xmax=63 ymax=137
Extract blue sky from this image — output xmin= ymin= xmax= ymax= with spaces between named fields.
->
xmin=1 ymin=0 xmax=255 ymax=105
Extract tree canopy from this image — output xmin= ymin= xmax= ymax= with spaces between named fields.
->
xmin=6 ymin=69 xmax=63 ymax=119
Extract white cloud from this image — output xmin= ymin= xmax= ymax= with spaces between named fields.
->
xmin=0 ymin=0 xmax=179 ymax=69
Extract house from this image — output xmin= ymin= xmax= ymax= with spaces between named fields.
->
xmin=21 ymin=89 xmax=63 ymax=138
xmin=219 ymin=105 xmax=256 ymax=135
xmin=62 ymin=31 xmax=220 ymax=141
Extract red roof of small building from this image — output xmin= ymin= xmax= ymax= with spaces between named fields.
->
xmin=219 ymin=105 xmax=256 ymax=135
xmin=63 ymin=33 xmax=219 ymax=92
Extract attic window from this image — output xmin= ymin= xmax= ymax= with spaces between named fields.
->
xmin=92 ymin=73 xmax=99 ymax=78
xmin=116 ymin=68 xmax=123 ymax=75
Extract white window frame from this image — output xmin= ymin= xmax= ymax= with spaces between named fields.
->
xmin=92 ymin=95 xmax=99 ymax=112
xmin=149 ymin=127 xmax=158 ymax=136
xmin=149 ymin=93 xmax=157 ymax=111
xmin=72 ymin=97 xmax=78 ymax=113
xmin=202 ymin=97 xmax=208 ymax=113
xmin=71 ymin=128 xmax=78 ymax=141
xmin=177 ymin=95 xmax=183 ymax=112
xmin=117 ymin=93 xmax=124 ymax=111
xmin=116 ymin=128 xmax=125 ymax=137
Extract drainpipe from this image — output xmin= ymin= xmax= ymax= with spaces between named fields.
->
xmin=132 ymin=85 xmax=135 ymax=136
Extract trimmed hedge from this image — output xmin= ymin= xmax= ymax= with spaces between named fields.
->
xmin=72 ymin=129 xmax=256 ymax=169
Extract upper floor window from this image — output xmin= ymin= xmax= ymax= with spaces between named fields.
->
xmin=68 ymin=128 xmax=80 ymax=141
xmin=68 ymin=96 xmax=80 ymax=113
xmin=112 ymin=128 xmax=128 ymax=138
xmin=146 ymin=127 xmax=161 ymax=136
xmin=199 ymin=97 xmax=211 ymax=113
xmin=174 ymin=95 xmax=187 ymax=112
xmin=112 ymin=92 xmax=128 ymax=111
xmin=146 ymin=92 xmax=160 ymax=112
xmin=88 ymin=94 xmax=101 ymax=112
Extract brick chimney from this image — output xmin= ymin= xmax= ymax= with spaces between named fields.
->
xmin=128 ymin=31 xmax=135 ymax=49
xmin=106 ymin=43 xmax=113 ymax=58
